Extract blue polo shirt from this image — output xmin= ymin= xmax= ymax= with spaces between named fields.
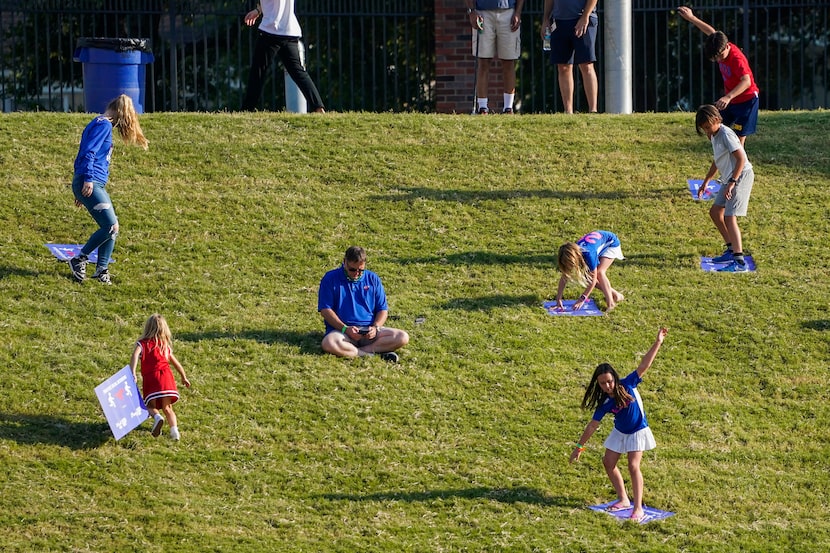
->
xmin=591 ymin=371 xmax=648 ymax=434
xmin=317 ymin=266 xmax=388 ymax=333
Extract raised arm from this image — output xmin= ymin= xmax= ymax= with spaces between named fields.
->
xmin=677 ymin=6 xmax=716 ymax=36
xmin=636 ymin=327 xmax=668 ymax=378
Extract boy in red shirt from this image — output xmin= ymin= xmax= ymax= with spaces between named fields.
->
xmin=678 ymin=6 xmax=759 ymax=145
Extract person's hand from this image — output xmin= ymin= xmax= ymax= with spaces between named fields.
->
xmin=74 ymin=198 xmax=82 ymax=208
xmin=656 ymin=327 xmax=668 ymax=343
xmin=569 ymin=447 xmax=583 ymax=464
xmin=367 ymin=325 xmax=379 ymax=340
xmin=81 ymin=181 xmax=93 ymax=197
xmin=183 ymin=376 xmax=191 ymax=388
xmin=469 ymin=12 xmax=483 ymax=31
xmin=244 ymin=9 xmax=260 ymax=26
xmin=697 ymin=181 xmax=708 ymax=199
xmin=725 ymin=182 xmax=735 ymax=200
xmin=676 ymin=6 xmax=694 ymax=22
xmin=574 ymin=14 xmax=590 ymax=38
xmin=715 ymin=95 xmax=731 ymax=110
xmin=539 ymin=21 xmax=548 ymax=40
xmin=573 ymin=295 xmax=588 ymax=310
xmin=510 ymin=13 xmax=521 ymax=32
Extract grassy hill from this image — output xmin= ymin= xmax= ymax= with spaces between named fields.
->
xmin=0 ymin=110 xmax=828 ymax=552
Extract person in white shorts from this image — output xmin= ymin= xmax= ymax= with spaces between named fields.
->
xmin=465 ymin=0 xmax=524 ymax=114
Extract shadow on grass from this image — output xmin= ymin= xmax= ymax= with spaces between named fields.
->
xmin=393 ymin=250 xmax=552 ymax=267
xmin=802 ymin=320 xmax=830 ymax=331
xmin=371 ymin=186 xmax=678 ymax=203
xmin=439 ymin=294 xmax=540 ymax=312
xmin=177 ymin=329 xmax=323 ymax=353
xmin=320 ymin=486 xmax=580 ymax=508
xmin=0 ymin=413 xmax=110 ymax=449
xmin=0 ymin=265 xmax=40 ymax=279
xmin=622 ymin=252 xmax=696 ymax=267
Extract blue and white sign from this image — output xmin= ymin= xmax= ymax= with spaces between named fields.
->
xmin=45 ymin=243 xmax=107 ymax=264
xmin=95 ymin=365 xmax=148 ymax=441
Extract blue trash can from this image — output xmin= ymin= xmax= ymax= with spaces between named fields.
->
xmin=73 ymin=38 xmax=154 ymax=114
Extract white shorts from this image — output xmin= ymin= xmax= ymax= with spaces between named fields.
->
xmin=472 ymin=9 xmax=521 ymax=60
xmin=603 ymin=427 xmax=656 ymax=453
xmin=600 ymin=245 xmax=624 ymax=261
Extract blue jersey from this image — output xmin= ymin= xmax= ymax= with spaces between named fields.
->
xmin=577 ymin=230 xmax=620 ymax=271
xmin=73 ymin=116 xmax=113 ymax=184
xmin=317 ymin=266 xmax=389 ymax=333
xmin=476 ymin=0 xmax=516 ymax=9
xmin=591 ymin=371 xmax=648 ymax=434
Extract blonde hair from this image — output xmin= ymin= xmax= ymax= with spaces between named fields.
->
xmin=138 ymin=313 xmax=173 ymax=358
xmin=105 ymin=94 xmax=149 ymax=150
xmin=557 ymin=242 xmax=590 ymax=287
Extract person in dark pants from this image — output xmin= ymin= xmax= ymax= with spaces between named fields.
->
xmin=242 ymin=0 xmax=325 ymax=112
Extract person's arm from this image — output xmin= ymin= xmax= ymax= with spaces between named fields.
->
xmin=723 ymin=148 xmax=746 ymax=200
xmin=128 ymin=343 xmax=141 ymax=383
xmin=635 ymin=327 xmax=668 ymax=378
xmin=169 ymin=352 xmax=190 ymax=388
xmin=511 ymin=0 xmax=524 ymax=32
xmin=465 ymin=1 xmax=483 ymax=30
xmin=676 ymin=6 xmax=716 ymax=35
xmin=699 ymin=161 xmax=719 ymax=198
xmin=573 ymin=270 xmax=597 ymax=310
xmin=717 ymin=74 xmax=751 ymax=110
xmin=555 ymin=274 xmax=568 ymax=307
xmin=569 ymin=419 xmax=600 ymax=463
xmin=574 ymin=0 xmax=598 ymax=38
xmin=320 ymin=307 xmax=362 ymax=341
xmin=541 ymin=0 xmax=554 ymax=39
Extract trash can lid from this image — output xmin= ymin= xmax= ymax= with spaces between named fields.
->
xmin=76 ymin=37 xmax=152 ymax=53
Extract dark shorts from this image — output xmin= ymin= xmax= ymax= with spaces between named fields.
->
xmin=721 ymin=94 xmax=759 ymax=136
xmin=549 ymin=16 xmax=598 ymax=65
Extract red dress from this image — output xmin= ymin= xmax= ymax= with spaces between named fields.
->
xmin=138 ymin=339 xmax=179 ymax=406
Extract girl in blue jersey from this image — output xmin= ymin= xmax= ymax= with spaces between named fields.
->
xmin=569 ymin=327 xmax=668 ymax=523
xmin=555 ymin=230 xmax=624 ymax=312
xmin=69 ymin=94 xmax=148 ymax=284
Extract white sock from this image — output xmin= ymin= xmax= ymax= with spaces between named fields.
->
xmin=503 ymin=93 xmax=514 ymax=110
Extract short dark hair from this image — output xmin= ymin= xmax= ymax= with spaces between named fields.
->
xmin=695 ymin=104 xmax=722 ymax=135
xmin=344 ymin=246 xmax=367 ymax=263
xmin=704 ymin=31 xmax=729 ymax=61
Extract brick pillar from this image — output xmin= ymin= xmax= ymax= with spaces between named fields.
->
xmin=435 ymin=1 xmax=506 ymax=114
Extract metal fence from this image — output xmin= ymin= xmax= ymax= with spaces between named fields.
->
xmin=1 ymin=0 xmax=827 ymax=113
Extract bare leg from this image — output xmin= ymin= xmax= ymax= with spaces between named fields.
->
xmin=627 ymin=450 xmax=645 ymax=520
xmin=709 ymin=204 xmax=730 ymax=245
xmin=501 ymin=59 xmax=517 ymax=95
xmin=557 ymin=64 xmax=574 ymax=114
xmin=602 ymin=449 xmax=630 ymax=507
xmin=578 ymin=62 xmax=598 ymax=112
xmin=322 ymin=328 xmax=409 ymax=358
xmin=724 ymin=215 xmax=743 ymax=253
xmin=595 ymin=257 xmax=622 ymax=311
xmin=159 ymin=398 xmax=177 ymax=429
xmin=477 ymin=59 xmax=491 ymax=100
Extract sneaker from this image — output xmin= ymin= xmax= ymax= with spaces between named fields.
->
xmin=502 ymin=107 xmax=514 ymax=114
xmin=69 ymin=256 xmax=87 ymax=282
xmin=711 ymin=250 xmax=734 ymax=263
xmin=169 ymin=427 xmax=181 ymax=441
xmin=151 ymin=417 xmax=164 ymax=437
xmin=477 ymin=106 xmax=489 ymax=115
xmin=379 ymin=352 xmax=399 ymax=363
xmin=717 ymin=260 xmax=749 ymax=273
xmin=91 ymin=267 xmax=111 ymax=285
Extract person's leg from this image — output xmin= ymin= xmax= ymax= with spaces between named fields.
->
xmin=321 ymin=331 xmax=360 ymax=358
xmin=242 ymin=32 xmax=279 ymax=111
xmin=709 ymin=204 xmax=730 ymax=245
xmin=724 ymin=215 xmax=743 ymax=256
xmin=357 ymin=328 xmax=409 ymax=355
xmin=602 ymin=449 xmax=630 ymax=507
xmin=557 ymin=64 xmax=575 ymax=113
xmin=627 ymin=450 xmax=645 ymax=519
xmin=277 ymin=37 xmax=326 ymax=112
xmin=78 ymin=182 xmax=119 ymax=270
xmin=500 ymin=59 xmax=516 ymax=95
xmin=595 ymin=257 xmax=622 ymax=311
xmin=577 ymin=62 xmax=598 ymax=112
xmin=476 ymin=59 xmax=491 ymax=103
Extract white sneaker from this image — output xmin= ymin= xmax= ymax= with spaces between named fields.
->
xmin=169 ymin=427 xmax=181 ymax=441
xmin=151 ymin=416 xmax=164 ymax=437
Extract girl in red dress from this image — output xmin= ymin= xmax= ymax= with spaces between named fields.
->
xmin=129 ymin=314 xmax=190 ymax=440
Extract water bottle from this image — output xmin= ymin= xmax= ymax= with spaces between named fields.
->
xmin=543 ymin=26 xmax=551 ymax=52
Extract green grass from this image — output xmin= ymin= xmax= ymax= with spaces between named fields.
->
xmin=1 ymin=110 xmax=829 ymax=552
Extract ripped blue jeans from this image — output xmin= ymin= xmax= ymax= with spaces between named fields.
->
xmin=72 ymin=174 xmax=118 ymax=270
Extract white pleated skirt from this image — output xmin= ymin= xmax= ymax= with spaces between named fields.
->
xmin=603 ymin=427 xmax=656 ymax=453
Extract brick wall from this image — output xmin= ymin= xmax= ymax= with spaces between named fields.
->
xmin=435 ymin=0 xmax=507 ymax=114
